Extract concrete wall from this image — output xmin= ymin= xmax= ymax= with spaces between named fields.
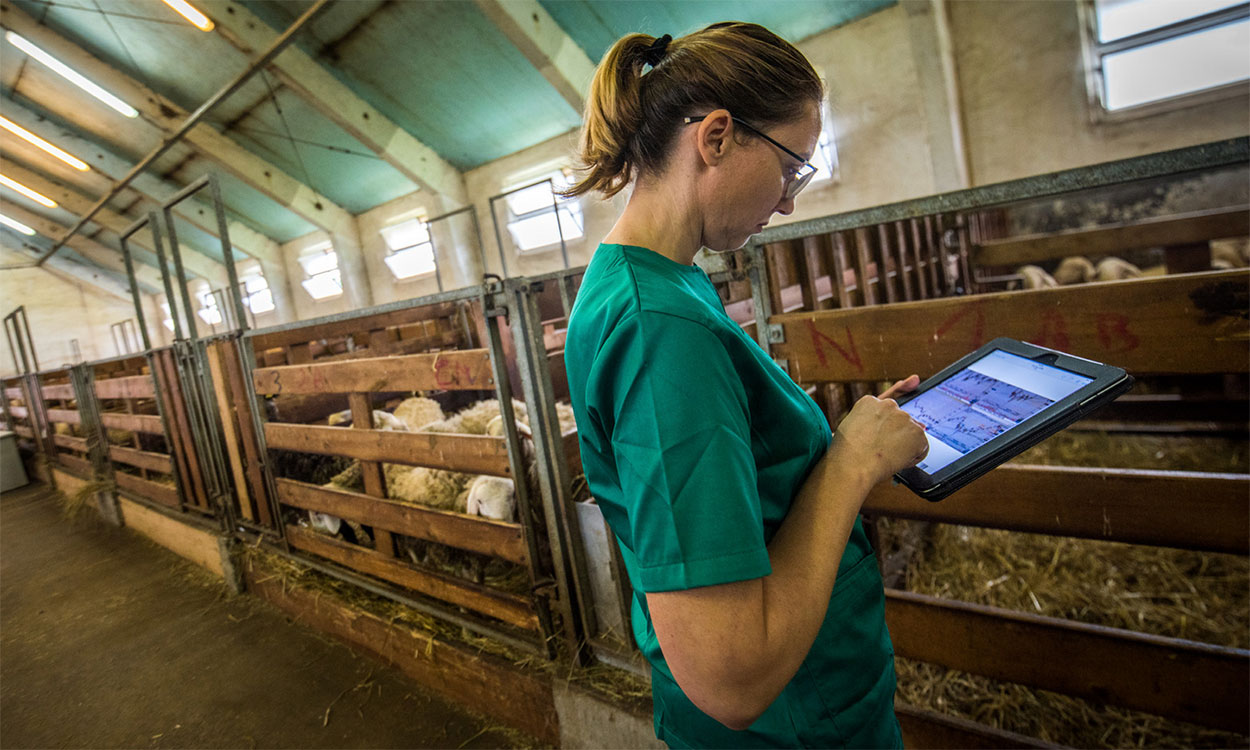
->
xmin=0 ymin=265 xmax=162 ymax=374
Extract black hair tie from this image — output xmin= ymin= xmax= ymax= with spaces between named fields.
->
xmin=641 ymin=34 xmax=671 ymax=67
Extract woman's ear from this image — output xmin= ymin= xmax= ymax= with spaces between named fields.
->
xmin=694 ymin=109 xmax=734 ymax=167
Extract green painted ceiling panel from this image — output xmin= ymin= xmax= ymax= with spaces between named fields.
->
xmin=174 ymin=159 xmax=317 ymax=243
xmin=222 ymin=87 xmax=417 ymax=213
xmin=8 ymin=0 xmax=251 ymax=114
xmin=537 ymin=0 xmax=896 ymax=61
xmin=242 ymin=1 xmax=583 ymax=170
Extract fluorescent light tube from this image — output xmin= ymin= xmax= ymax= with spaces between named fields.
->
xmin=0 ymin=174 xmax=57 ymax=208
xmin=160 ymin=0 xmax=215 ymax=32
xmin=5 ymin=32 xmax=139 ymax=118
xmin=0 ymin=116 xmax=90 ymax=171
xmin=0 ymin=213 xmax=37 ymax=236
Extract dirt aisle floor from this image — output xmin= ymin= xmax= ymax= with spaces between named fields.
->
xmin=0 ymin=483 xmax=543 ymax=749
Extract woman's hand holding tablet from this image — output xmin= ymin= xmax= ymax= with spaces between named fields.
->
xmin=892 ymin=338 xmax=1135 ymax=501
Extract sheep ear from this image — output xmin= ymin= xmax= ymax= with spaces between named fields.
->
xmin=466 ymin=493 xmax=480 ymax=516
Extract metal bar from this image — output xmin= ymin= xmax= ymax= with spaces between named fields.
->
xmin=1097 ymin=4 xmax=1250 ymax=57
xmin=744 ymin=243 xmax=776 ymax=352
xmin=33 ymin=0 xmax=333 ymax=266
xmin=207 ymin=175 xmax=247 ymax=334
xmin=119 ymin=216 xmax=159 ymax=348
xmin=507 ymin=277 xmax=596 ymax=662
xmin=17 ymin=307 xmax=37 ymax=373
xmin=480 ymin=277 xmax=557 ymax=656
xmin=5 ymin=316 xmax=23 ymax=374
xmin=241 ymin=285 xmax=483 ymax=341
xmin=751 ymin=137 xmax=1249 ymax=244
xmin=488 ymin=194 xmax=510 ymax=277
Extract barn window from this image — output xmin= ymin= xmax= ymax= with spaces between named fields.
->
xmin=197 ymin=287 xmax=223 ymax=326
xmin=298 ymin=241 xmax=342 ymax=300
xmin=1083 ymin=0 xmax=1249 ymax=116
xmin=504 ymin=170 xmax=584 ymax=254
xmin=239 ymin=264 xmax=274 ymax=315
xmin=380 ymin=216 xmax=437 ymax=280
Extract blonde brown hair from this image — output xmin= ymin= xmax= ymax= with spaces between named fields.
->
xmin=565 ymin=22 xmax=824 ymax=199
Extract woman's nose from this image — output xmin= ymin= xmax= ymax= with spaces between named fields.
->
xmin=775 ymin=194 xmax=796 ymax=216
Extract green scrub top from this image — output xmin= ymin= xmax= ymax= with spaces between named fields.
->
xmin=565 ymin=243 xmax=902 ymax=749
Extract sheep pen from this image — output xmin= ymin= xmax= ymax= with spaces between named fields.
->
xmin=268 ymin=394 xmax=584 ymax=598
xmin=878 ymin=429 xmax=1249 ymax=748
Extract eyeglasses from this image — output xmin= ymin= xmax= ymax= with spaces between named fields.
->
xmin=683 ymin=114 xmax=818 ymax=200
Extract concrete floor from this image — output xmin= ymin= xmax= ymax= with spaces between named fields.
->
xmin=0 ymin=483 xmax=543 ymax=749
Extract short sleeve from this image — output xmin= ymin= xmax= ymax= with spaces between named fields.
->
xmin=587 ymin=311 xmax=770 ymax=592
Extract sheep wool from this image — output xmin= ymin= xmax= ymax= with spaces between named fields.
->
xmin=393 ymin=397 xmax=444 ymax=431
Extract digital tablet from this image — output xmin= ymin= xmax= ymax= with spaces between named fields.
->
xmin=894 ymin=338 xmax=1134 ymax=501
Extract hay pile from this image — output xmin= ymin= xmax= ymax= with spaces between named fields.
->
xmin=55 ymin=479 xmax=111 ymax=523
xmin=881 ymin=429 xmax=1249 ymax=748
xmin=242 ymin=547 xmax=650 ymax=704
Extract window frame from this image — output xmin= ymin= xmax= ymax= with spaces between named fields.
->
xmin=1079 ymin=0 xmax=1250 ymax=123
xmin=502 ymin=171 xmax=585 ymax=256
xmin=297 ymin=240 xmax=343 ymax=301
xmin=379 ymin=214 xmax=439 ymax=282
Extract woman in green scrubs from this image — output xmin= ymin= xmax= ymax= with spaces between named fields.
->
xmin=563 ymin=23 xmax=930 ymax=749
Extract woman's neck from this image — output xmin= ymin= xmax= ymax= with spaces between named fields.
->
xmin=602 ymin=177 xmax=703 ymax=266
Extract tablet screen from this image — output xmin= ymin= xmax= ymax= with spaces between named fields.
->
xmin=902 ymin=349 xmax=1093 ymax=474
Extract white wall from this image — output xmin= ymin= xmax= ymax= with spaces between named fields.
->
xmin=0 ymin=265 xmax=163 ymax=375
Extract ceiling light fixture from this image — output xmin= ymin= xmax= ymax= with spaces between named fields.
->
xmin=4 ymin=32 xmax=139 ymax=118
xmin=0 ymin=174 xmax=58 ymax=208
xmin=0 ymin=213 xmax=37 ymax=236
xmin=159 ymin=0 xmax=215 ymax=32
xmin=0 ymin=116 xmax=90 ymax=172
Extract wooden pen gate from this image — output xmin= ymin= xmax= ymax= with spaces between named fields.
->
xmin=766 ymin=268 xmax=1250 ymax=745
xmin=208 ymin=288 xmax=584 ymax=656
xmin=34 ymin=368 xmax=92 ymax=479
xmin=90 ymin=351 xmax=214 ymax=517
xmin=3 ymin=375 xmax=41 ymax=465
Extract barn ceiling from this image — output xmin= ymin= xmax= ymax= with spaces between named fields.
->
xmin=0 ymin=0 xmax=893 ymax=297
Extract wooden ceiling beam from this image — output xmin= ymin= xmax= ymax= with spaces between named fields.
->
xmin=0 ymin=96 xmax=283 ymax=265
xmin=472 ymin=0 xmax=595 ymax=115
xmin=1 ymin=161 xmax=226 ymax=284
xmin=0 ymin=1 xmax=358 ymax=238
xmin=202 ymin=0 xmax=468 ymax=206
xmin=0 ymin=199 xmax=164 ymax=292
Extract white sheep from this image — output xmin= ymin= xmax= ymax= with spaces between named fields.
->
xmin=465 ymin=476 xmax=516 ymax=521
xmin=1054 ymin=256 xmax=1095 ymax=285
xmin=326 ymin=408 xmax=408 ymax=431
xmin=1013 ymin=265 xmax=1058 ymax=290
xmin=393 ymin=396 xmax=444 ymax=431
xmin=1094 ymin=257 xmax=1142 ymax=282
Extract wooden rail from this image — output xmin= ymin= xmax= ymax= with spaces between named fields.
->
xmin=895 ymin=705 xmax=1062 ymax=749
xmin=52 ymin=434 xmax=87 ymax=452
xmin=40 ymin=383 xmax=74 ymax=400
xmin=263 ymin=423 xmax=511 ymax=477
xmin=974 ymin=205 xmax=1249 ymax=267
xmin=58 ymin=453 xmax=92 ymax=477
xmin=252 ymin=350 xmax=494 ymax=395
xmin=109 ymin=445 xmax=173 ymax=474
xmin=251 ymin=350 xmax=495 ymax=397
xmin=286 ymin=526 xmax=540 ymax=631
xmin=114 ymin=471 xmax=179 ymax=509
xmin=99 ymin=412 xmax=164 ymax=434
xmin=8 ymin=405 xmax=27 ymax=419
xmin=864 ymin=465 xmax=1249 ymax=555
xmin=276 ymin=478 xmax=528 ymax=564
xmin=94 ymin=375 xmax=155 ymax=399
xmin=772 ymin=270 xmax=1249 ymax=382
xmin=886 ymin=590 xmax=1250 ymax=733
xmin=249 ymin=302 xmax=462 ymax=352
xmin=44 ymin=408 xmax=81 ymax=425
